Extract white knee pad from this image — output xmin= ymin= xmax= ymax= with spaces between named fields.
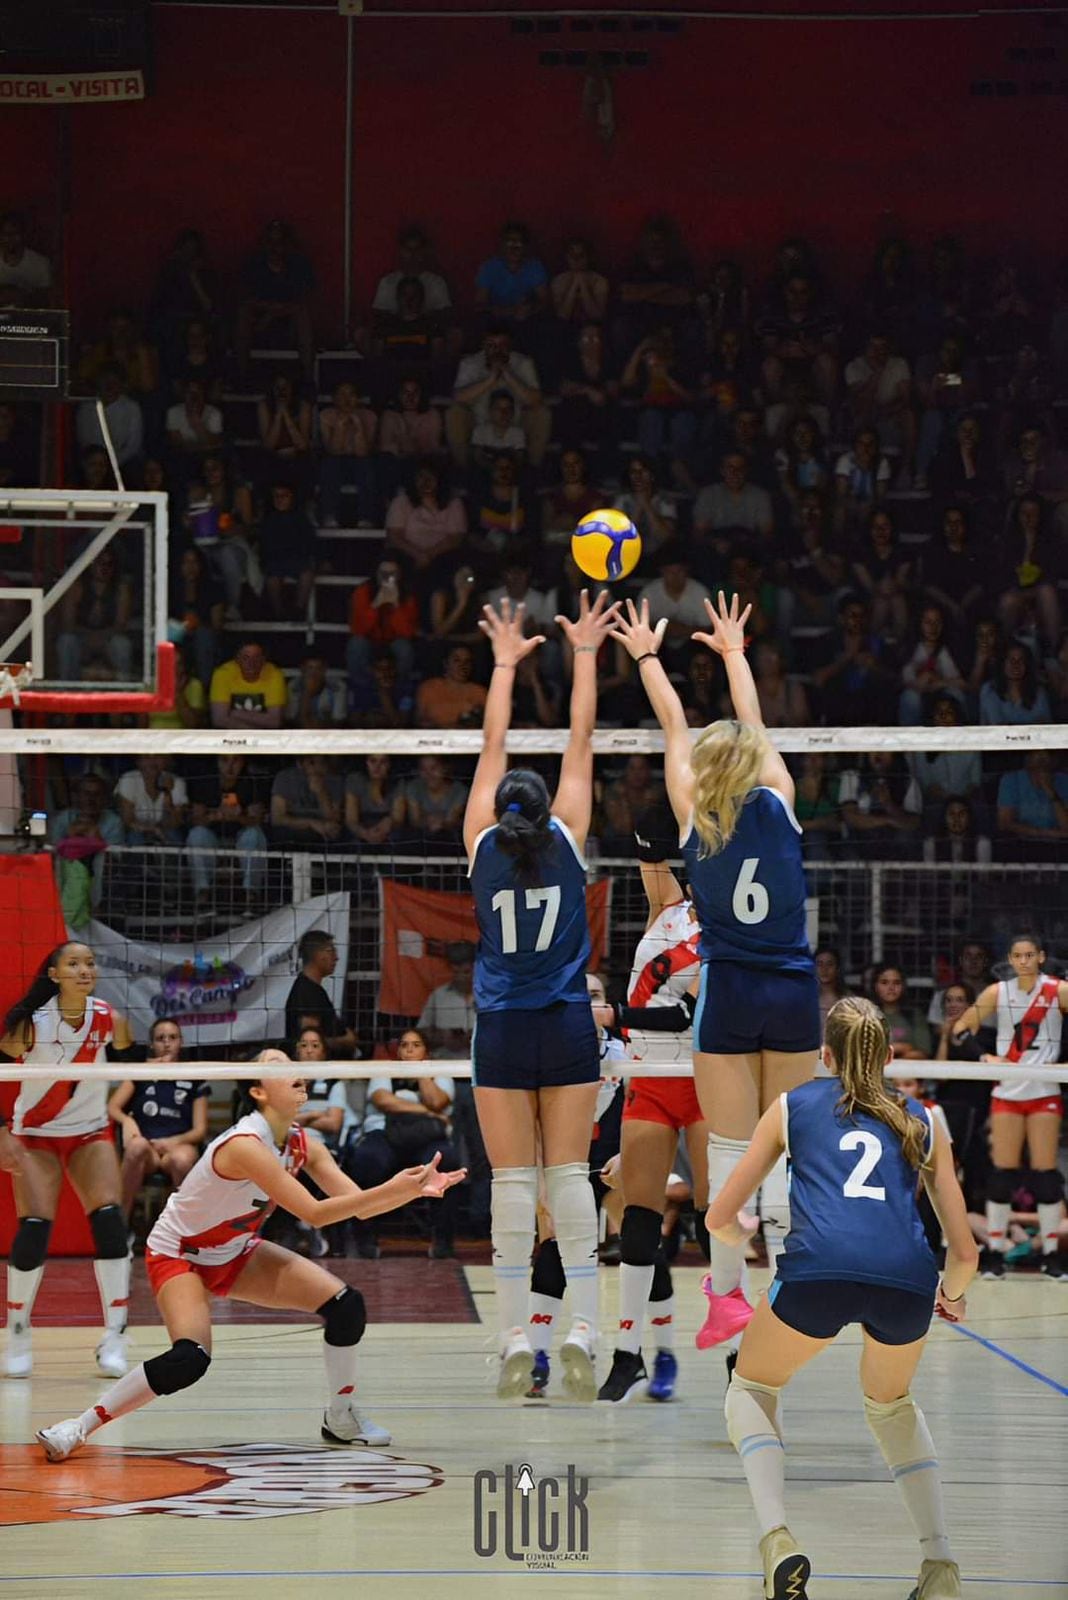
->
xmin=543 ymin=1163 xmax=596 ymax=1252
xmin=760 ymin=1153 xmax=790 ymax=1234
xmin=708 ymin=1132 xmax=754 ymax=1209
xmin=864 ymin=1392 xmax=937 ymax=1475
xmin=725 ymin=1372 xmax=783 ymax=1453
xmin=490 ymin=1167 xmax=538 ymax=1268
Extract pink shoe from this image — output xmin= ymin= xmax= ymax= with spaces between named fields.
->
xmin=695 ymin=1281 xmax=753 ymax=1350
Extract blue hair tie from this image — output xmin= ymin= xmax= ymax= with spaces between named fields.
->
xmin=505 ymin=802 xmax=522 ymax=813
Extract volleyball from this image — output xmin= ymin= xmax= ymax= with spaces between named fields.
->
xmin=571 ymin=508 xmax=642 ymax=582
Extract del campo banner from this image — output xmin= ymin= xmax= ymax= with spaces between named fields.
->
xmin=84 ymin=893 xmax=350 ymax=1046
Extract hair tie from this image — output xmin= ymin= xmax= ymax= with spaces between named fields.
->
xmin=506 ymin=802 xmax=522 ymax=813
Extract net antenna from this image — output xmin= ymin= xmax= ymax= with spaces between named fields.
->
xmin=96 ymin=396 xmax=126 ymax=493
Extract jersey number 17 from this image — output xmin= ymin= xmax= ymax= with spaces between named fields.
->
xmin=491 ymin=886 xmax=562 ymax=954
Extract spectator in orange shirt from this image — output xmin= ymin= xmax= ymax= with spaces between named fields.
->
xmin=347 ymin=557 xmax=418 ymax=702
xmin=415 ymin=643 xmax=487 ymax=729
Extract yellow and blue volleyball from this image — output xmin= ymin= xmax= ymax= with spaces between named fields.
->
xmin=571 ymin=508 xmax=642 ymax=583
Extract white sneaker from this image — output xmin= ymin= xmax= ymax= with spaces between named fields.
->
xmin=37 ymin=1417 xmax=87 ymax=1462
xmin=560 ymin=1321 xmax=598 ymax=1404
xmin=497 ymin=1327 xmax=534 ymax=1400
xmin=4 ymin=1324 xmax=32 ymax=1378
xmin=96 ymin=1330 xmax=128 ymax=1378
xmin=321 ymin=1404 xmax=392 ymax=1448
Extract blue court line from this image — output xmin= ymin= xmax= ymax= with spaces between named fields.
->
xmin=947 ymin=1321 xmax=1068 ymax=1398
xmin=1 ymin=1574 xmax=1065 ymax=1588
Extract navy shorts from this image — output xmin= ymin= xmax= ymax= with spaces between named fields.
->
xmin=768 ymin=1278 xmax=935 ymax=1345
xmin=471 ymin=1000 xmax=600 ymax=1091
xmin=694 ymin=961 xmax=821 ymax=1055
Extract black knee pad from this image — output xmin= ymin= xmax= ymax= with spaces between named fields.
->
xmin=89 ymin=1203 xmax=128 ymax=1259
xmin=530 ymin=1237 xmax=566 ymax=1300
xmin=693 ymin=1213 xmax=711 ymax=1262
xmin=1030 ymin=1169 xmax=1066 ymax=1205
xmin=317 ymin=1285 xmax=367 ymax=1347
xmin=11 ymin=1217 xmax=51 ymax=1272
xmin=144 ymin=1338 xmax=211 ymax=1396
xmin=621 ymin=1205 xmax=663 ymax=1268
xmin=661 ymin=1224 xmax=681 ymax=1263
xmin=650 ymin=1253 xmax=673 ymax=1303
xmin=986 ymin=1167 xmax=1020 ymax=1205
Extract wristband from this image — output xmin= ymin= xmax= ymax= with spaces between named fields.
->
xmin=941 ymin=1288 xmax=964 ymax=1303
xmin=574 ymin=645 xmax=597 ymax=655
xmin=724 ymin=646 xmax=746 ymax=655
xmin=492 ymin=663 xmax=517 ymax=671
xmin=636 ymin=652 xmax=659 ymax=666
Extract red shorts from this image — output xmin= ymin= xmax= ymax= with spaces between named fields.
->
xmin=145 ymin=1239 xmax=261 ymax=1300
xmin=17 ymin=1125 xmax=114 ymax=1165
xmin=624 ymin=1075 xmax=704 ymax=1130
xmin=990 ymin=1095 xmax=1063 ymax=1119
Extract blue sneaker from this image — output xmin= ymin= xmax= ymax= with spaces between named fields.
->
xmin=527 ymin=1349 xmax=550 ymax=1399
xmin=647 ymin=1349 xmax=677 ymax=1402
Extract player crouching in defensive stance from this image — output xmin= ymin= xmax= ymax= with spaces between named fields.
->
xmin=707 ymin=999 xmax=977 ymax=1600
xmin=37 ymin=1056 xmax=465 ymax=1462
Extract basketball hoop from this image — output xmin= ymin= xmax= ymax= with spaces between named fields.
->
xmin=0 ymin=663 xmax=34 ymax=709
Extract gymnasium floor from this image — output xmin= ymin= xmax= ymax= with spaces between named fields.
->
xmin=1 ymin=1260 xmax=1065 ymax=1600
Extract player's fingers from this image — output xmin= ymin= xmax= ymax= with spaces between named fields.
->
xmin=653 ymin=617 xmax=668 ymax=647
xmin=738 ymin=602 xmax=753 ymax=631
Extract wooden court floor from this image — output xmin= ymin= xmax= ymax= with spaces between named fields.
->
xmin=1 ymin=1263 xmax=1065 ymax=1600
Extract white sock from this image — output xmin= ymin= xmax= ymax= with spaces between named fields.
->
xmin=707 ymin=1133 xmax=751 ymax=1294
xmin=725 ymin=1373 xmax=786 ymax=1537
xmin=5 ymin=1264 xmax=44 ymax=1337
xmin=544 ymin=1163 xmax=599 ymax=1333
xmin=323 ymin=1339 xmax=359 ymax=1412
xmin=865 ymin=1393 xmax=953 ymax=1565
xmin=1037 ymin=1203 xmax=1064 ymax=1257
xmin=617 ymin=1262 xmax=655 ymax=1355
xmin=93 ymin=1256 xmax=130 ymax=1335
xmin=528 ymin=1293 xmax=563 ymax=1349
xmin=77 ymin=1363 xmax=156 ymax=1436
xmin=491 ymin=1167 xmax=538 ymax=1340
xmin=985 ymin=1199 xmax=1011 ymax=1254
xmin=761 ymin=1153 xmax=790 ymax=1274
xmin=649 ymin=1294 xmax=675 ymax=1352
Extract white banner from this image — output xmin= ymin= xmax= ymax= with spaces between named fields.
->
xmin=0 ymin=73 xmax=145 ymax=104
xmin=83 ymin=893 xmax=350 ymax=1047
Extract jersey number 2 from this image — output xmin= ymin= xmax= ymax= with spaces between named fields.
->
xmin=491 ymin=886 xmax=561 ymax=954
xmin=839 ymin=1131 xmax=886 ymax=1201
xmin=732 ymin=857 xmax=770 ymax=925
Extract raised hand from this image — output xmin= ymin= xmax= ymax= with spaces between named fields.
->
xmin=607 ymin=596 xmax=667 ymax=662
xmin=555 ymin=586 xmax=621 ymax=654
xmin=421 ymin=1163 xmax=468 ymax=1199
xmin=477 ymin=597 xmax=545 ymax=668
xmin=692 ymin=590 xmax=752 ymax=657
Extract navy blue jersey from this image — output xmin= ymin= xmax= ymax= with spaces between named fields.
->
xmin=682 ymin=786 xmax=813 ymax=971
xmin=778 ymin=1077 xmax=938 ymax=1296
xmin=471 ymin=817 xmax=590 ymax=1012
xmin=129 ymin=1079 xmax=210 ymax=1142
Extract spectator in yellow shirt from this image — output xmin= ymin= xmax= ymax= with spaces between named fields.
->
xmin=209 ymin=640 xmax=287 ymax=729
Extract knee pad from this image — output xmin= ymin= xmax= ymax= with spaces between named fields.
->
xmin=707 ymin=1133 xmax=752 ymax=1206
xmin=759 ymin=1154 xmax=791 ymax=1234
xmin=693 ymin=1212 xmax=711 ymax=1262
xmin=650 ymin=1253 xmax=673 ymax=1303
xmin=620 ymin=1205 xmax=663 ymax=1268
xmin=491 ymin=1167 xmax=538 ymax=1266
xmin=985 ymin=1167 xmax=1020 ymax=1205
xmin=11 ymin=1217 xmax=51 ymax=1272
xmin=317 ymin=1285 xmax=366 ymax=1347
xmin=1030 ymin=1169 xmax=1065 ymax=1206
xmin=89 ymin=1203 xmax=128 ymax=1260
xmin=144 ymin=1338 xmax=211 ymax=1397
xmin=863 ymin=1391 xmax=936 ymax=1475
xmin=725 ymin=1372 xmax=783 ymax=1453
xmin=531 ymin=1237 xmax=566 ymax=1299
xmin=543 ymin=1163 xmax=596 ymax=1246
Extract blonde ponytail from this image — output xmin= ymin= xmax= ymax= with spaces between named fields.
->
xmin=690 ymin=720 xmax=767 ymax=857
xmin=825 ymin=996 xmax=931 ymax=1171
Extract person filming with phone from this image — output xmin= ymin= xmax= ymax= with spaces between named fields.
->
xmin=346 ymin=557 xmax=419 ymax=706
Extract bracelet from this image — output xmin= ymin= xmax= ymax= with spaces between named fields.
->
xmin=574 ymin=645 xmax=597 ymax=654
xmin=941 ymin=1288 xmax=964 ymax=1303
xmin=724 ymin=646 xmax=746 ymax=655
xmin=492 ymin=663 xmax=517 ymax=671
xmin=636 ymin=652 xmax=659 ymax=666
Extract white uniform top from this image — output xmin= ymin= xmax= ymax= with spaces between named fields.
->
xmin=148 ymin=1110 xmax=308 ymax=1267
xmin=993 ymin=976 xmax=1063 ymax=1102
xmin=13 ymin=996 xmax=114 ymax=1137
xmin=624 ymin=900 xmax=700 ymax=1066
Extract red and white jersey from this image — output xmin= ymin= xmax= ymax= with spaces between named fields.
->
xmin=148 ymin=1110 xmax=308 ymax=1267
xmin=625 ymin=900 xmax=700 ymax=1065
xmin=13 ymin=996 xmax=114 ymax=1137
xmin=994 ymin=976 xmax=1063 ymax=1102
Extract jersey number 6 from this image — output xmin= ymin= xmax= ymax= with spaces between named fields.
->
xmin=732 ymin=857 xmax=770 ymax=926
xmin=491 ymin=886 xmax=562 ymax=954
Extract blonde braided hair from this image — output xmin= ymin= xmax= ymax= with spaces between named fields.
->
xmin=825 ymin=996 xmax=931 ymax=1171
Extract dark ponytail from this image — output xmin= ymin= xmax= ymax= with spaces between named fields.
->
xmin=5 ymin=943 xmax=77 ymax=1037
xmin=494 ymin=768 xmax=553 ymax=884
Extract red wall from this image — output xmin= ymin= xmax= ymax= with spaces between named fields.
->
xmin=1 ymin=7 xmax=1065 ymax=336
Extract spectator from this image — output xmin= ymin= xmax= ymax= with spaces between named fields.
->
xmin=834 ymin=427 xmax=891 ymax=535
xmin=471 ymin=389 xmax=527 ymax=470
xmin=446 ymin=327 xmax=549 ymax=469
xmin=1043 ymin=629 xmax=1068 ymax=721
xmin=995 ymin=493 xmax=1062 ymax=652
xmin=681 ymin=645 xmax=722 ymax=729
xmin=185 ymin=753 xmax=269 ymax=909
xmin=850 ymin=507 xmax=911 ymax=641
xmin=614 ymin=453 xmax=677 ymax=553
xmin=693 ymin=450 xmax=773 ymax=544
xmin=756 ymin=270 xmax=839 ymax=405
xmin=0 ymin=210 xmax=52 ymax=306
xmin=385 ymin=460 xmax=466 ymax=577
xmin=55 ymin=546 xmax=135 ymax=682
xmin=284 ymin=929 xmax=356 ymax=1057
xmin=793 ymin=752 xmax=842 ymax=860
xmin=372 ymin=275 xmax=444 ymax=363
xmin=928 ymin=941 xmax=994 ymax=1033
xmin=774 ymin=414 xmax=830 ymax=517
xmin=0 ymin=402 xmax=37 ymax=488
xmin=415 ymin=642 xmax=487 ymax=729
xmin=114 ymin=756 xmax=188 ymax=845
xmin=914 ymin=335 xmax=978 ymax=489
xmin=168 ymin=545 xmax=224 ymax=689
xmin=371 ymin=224 xmax=452 ymax=326
xmin=292 ymin=1026 xmax=353 ymax=1148
xmin=270 ymin=755 xmax=344 ymax=848
xmin=345 ymin=754 xmax=400 ymax=850
xmin=781 ymin=490 xmax=847 ymax=625
xmin=929 ymin=412 xmax=1000 ymax=508
xmin=898 ymin=604 xmax=965 ymax=724
xmin=551 ymin=237 xmax=608 ymax=327
xmin=165 ymin=316 xmax=224 ymax=403
xmin=255 ymin=479 xmax=317 ymax=620
xmin=257 ymin=372 xmax=313 ymax=477
xmin=844 ymin=331 xmax=915 ymax=478
xmin=236 ymin=219 xmax=315 ymax=380
xmin=963 ymin=615 xmax=1003 ymax=714
xmin=484 ymin=544 xmax=559 ymax=678
xmin=861 ymin=237 xmax=915 ymax=349
xmin=428 ymin=563 xmax=483 ymax=651
xmin=751 ymin=639 xmax=811 ymax=728
xmin=836 ymin=751 xmax=922 ymax=856
xmin=378 ymin=375 xmax=443 ymax=501
xmin=600 ymin=755 xmax=667 ymax=854
xmin=350 ymin=647 xmax=414 ymax=730
xmin=79 ymin=309 xmax=158 ymax=397
xmin=346 ymin=1027 xmax=459 ymax=1261
xmin=1003 ymin=423 xmax=1068 ymax=536
xmin=49 ymin=774 xmax=124 ymax=923
xmin=182 ymin=453 xmax=255 ymax=621
xmin=622 ymin=326 xmax=698 ymax=475
xmin=812 ymin=593 xmax=894 ymax=724
xmin=417 ymin=945 xmax=476 ymax=1057
xmin=698 ymin=325 xmax=755 ymax=467
xmin=869 ymin=965 xmax=928 ymax=1060
xmin=615 ymin=216 xmax=695 ymax=349
xmin=76 ymin=365 xmax=143 ymax=469
xmin=909 ymin=693 xmax=982 ymax=822
xmin=475 ymin=220 xmax=548 ymax=331
xmin=317 ymin=379 xmax=378 ymax=528
xmin=923 ymin=795 xmax=992 ymax=865
xmin=979 ymin=641 xmax=1052 ymax=726
xmin=151 ymin=228 xmax=220 ymax=337
xmin=347 ymin=557 xmax=418 ymax=699
xmin=165 ymin=376 xmax=223 ymax=461
xmin=539 ymin=447 xmax=602 ymax=577
xmin=511 ymin=651 xmax=562 ymax=729
xmin=920 ymin=505 xmax=987 ymax=644
xmin=290 ymin=655 xmax=346 ymax=729
xmin=996 ymin=751 xmax=1068 ymax=860
xmin=147 ymin=650 xmax=207 ymax=732
xmin=636 ymin=540 xmax=712 ymax=667
xmin=210 ymin=640 xmax=287 ymax=729
xmin=470 ymin=453 xmax=535 ymax=553
xmin=107 ymin=1021 xmax=209 ymax=1224
xmin=699 ymin=259 xmax=751 ymax=350
xmin=395 ymin=755 xmax=467 ymax=847
xmin=814 ymin=945 xmax=850 ymax=1029
xmin=556 ymin=322 xmax=618 ymax=465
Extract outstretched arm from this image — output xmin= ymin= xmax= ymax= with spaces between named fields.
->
xmin=552 ymin=589 xmax=620 ymax=849
xmin=693 ymin=591 xmax=793 ymax=805
xmin=462 ymin=599 xmax=545 ymax=858
xmin=611 ymin=598 xmax=693 ymax=832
